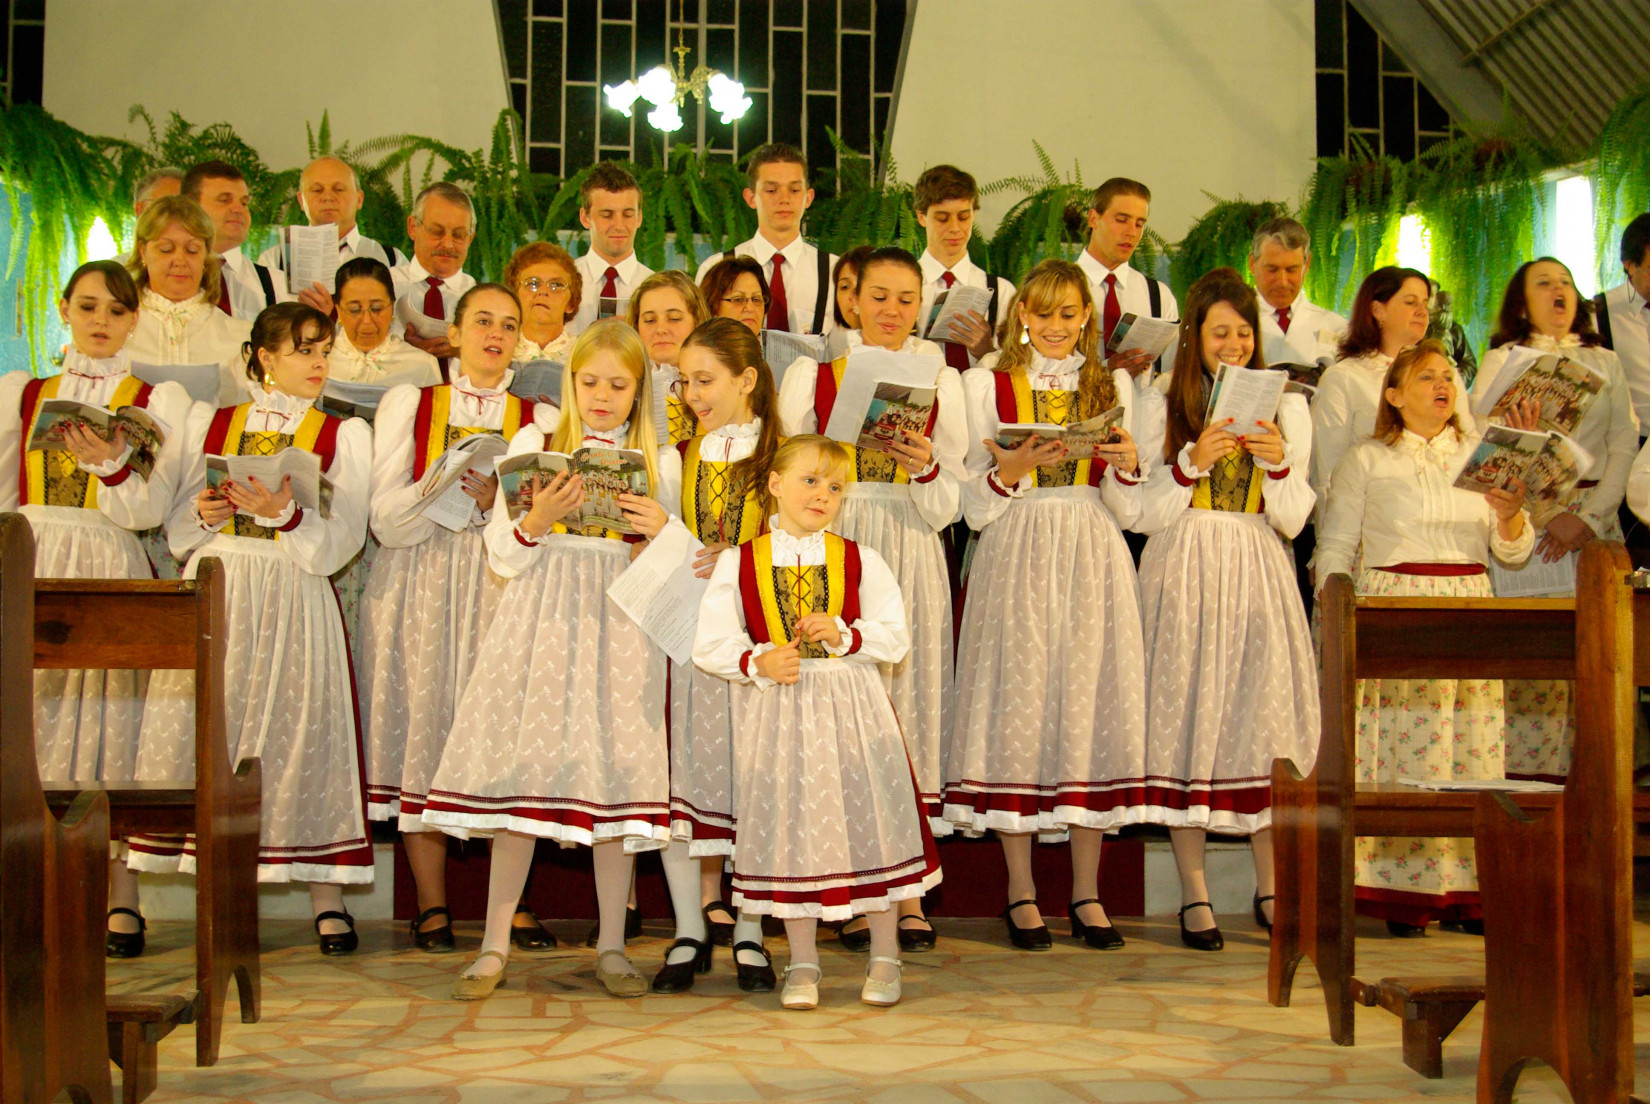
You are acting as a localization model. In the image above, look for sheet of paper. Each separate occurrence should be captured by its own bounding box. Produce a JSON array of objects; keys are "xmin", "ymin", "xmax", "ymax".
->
[
  {"xmin": 652, "ymin": 365, "xmax": 676, "ymax": 446},
  {"xmin": 761, "ymin": 330, "xmax": 829, "ymax": 378},
  {"xmin": 508, "ymin": 359, "xmax": 564, "ymax": 406},
  {"xmin": 820, "ymin": 348, "xmax": 944, "ymax": 444},
  {"xmin": 1488, "ymin": 550, "xmax": 1578, "ymax": 598},
  {"xmin": 1206, "ymin": 364, "xmax": 1288, "ymax": 432},
  {"xmin": 285, "ymin": 224, "xmax": 337, "ymax": 294},
  {"xmin": 1105, "ymin": 312, "xmax": 1178, "ymax": 359},
  {"xmin": 605, "ymin": 517, "xmax": 708, "ymax": 666},
  {"xmin": 923, "ymin": 284, "xmax": 994, "ymax": 343},
  {"xmin": 400, "ymin": 299, "xmax": 449, "ymax": 340},
  {"xmin": 1397, "ymin": 776, "xmax": 1563, "ymax": 793},
  {"xmin": 130, "ymin": 361, "xmax": 222, "ymax": 405},
  {"xmin": 1470, "ymin": 344, "xmax": 1544, "ymax": 419}
]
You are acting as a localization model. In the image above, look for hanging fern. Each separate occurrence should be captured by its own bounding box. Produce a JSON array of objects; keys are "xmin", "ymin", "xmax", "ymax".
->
[
  {"xmin": 1171, "ymin": 195, "xmax": 1289, "ymax": 302},
  {"xmin": 1299, "ymin": 135, "xmax": 1414, "ymax": 316},
  {"xmin": 129, "ymin": 106, "xmax": 301, "ymax": 250},
  {"xmin": 1592, "ymin": 84, "xmax": 1650, "ymax": 290},
  {"xmin": 984, "ymin": 141, "xmax": 1089, "ymax": 281},
  {"xmin": 808, "ymin": 129, "xmax": 920, "ymax": 258}
]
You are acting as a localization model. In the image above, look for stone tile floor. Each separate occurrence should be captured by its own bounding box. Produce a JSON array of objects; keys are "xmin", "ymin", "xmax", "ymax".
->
[{"xmin": 110, "ymin": 913, "xmax": 1646, "ymax": 1103}]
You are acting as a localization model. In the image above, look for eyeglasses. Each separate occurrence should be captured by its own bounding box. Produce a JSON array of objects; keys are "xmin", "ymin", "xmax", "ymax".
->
[
  {"xmin": 722, "ymin": 294, "xmax": 767, "ymax": 309},
  {"xmin": 521, "ymin": 278, "xmax": 569, "ymax": 294}
]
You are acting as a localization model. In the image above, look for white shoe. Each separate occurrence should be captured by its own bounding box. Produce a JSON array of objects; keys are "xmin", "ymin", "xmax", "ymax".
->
[
  {"xmin": 861, "ymin": 955, "xmax": 902, "ymax": 1007},
  {"xmin": 781, "ymin": 962, "xmax": 821, "ymax": 1010}
]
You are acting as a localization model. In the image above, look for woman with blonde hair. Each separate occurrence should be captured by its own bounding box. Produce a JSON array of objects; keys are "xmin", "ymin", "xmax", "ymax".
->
[{"xmin": 628, "ymin": 269, "xmax": 711, "ymax": 444}]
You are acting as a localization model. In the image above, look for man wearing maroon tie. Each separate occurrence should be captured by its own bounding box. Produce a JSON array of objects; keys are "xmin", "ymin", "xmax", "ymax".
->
[
  {"xmin": 913, "ymin": 164, "xmax": 1014, "ymax": 373},
  {"xmin": 1247, "ymin": 217, "xmax": 1345, "ymax": 368},
  {"xmin": 1075, "ymin": 177, "xmax": 1178, "ymax": 392},
  {"xmin": 571, "ymin": 162, "xmax": 653, "ymax": 335},
  {"xmin": 391, "ymin": 182, "xmax": 478, "ymax": 363},
  {"xmin": 694, "ymin": 143, "xmax": 838, "ymax": 337},
  {"xmin": 184, "ymin": 160, "xmax": 288, "ymax": 321}
]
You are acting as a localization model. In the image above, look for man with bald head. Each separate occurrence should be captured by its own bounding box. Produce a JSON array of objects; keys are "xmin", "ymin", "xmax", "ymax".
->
[{"xmin": 259, "ymin": 155, "xmax": 407, "ymax": 313}]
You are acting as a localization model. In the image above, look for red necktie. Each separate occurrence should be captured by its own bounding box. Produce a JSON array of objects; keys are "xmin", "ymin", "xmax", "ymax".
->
[
  {"xmin": 601, "ymin": 266, "xmax": 619, "ymax": 300},
  {"xmin": 423, "ymin": 275, "xmax": 446, "ymax": 320},
  {"xmin": 1277, "ymin": 306, "xmax": 1292, "ymax": 334},
  {"xmin": 766, "ymin": 256, "xmax": 789, "ymax": 333},
  {"xmin": 1102, "ymin": 273, "xmax": 1122, "ymax": 351},
  {"xmin": 940, "ymin": 271, "xmax": 969, "ymax": 371},
  {"xmin": 216, "ymin": 257, "xmax": 233, "ymax": 316}
]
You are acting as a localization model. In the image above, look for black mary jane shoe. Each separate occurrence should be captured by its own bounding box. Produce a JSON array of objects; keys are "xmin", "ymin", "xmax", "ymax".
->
[
  {"xmin": 733, "ymin": 941, "xmax": 777, "ymax": 992},
  {"xmin": 1386, "ymin": 920, "xmax": 1428, "ymax": 938},
  {"xmin": 838, "ymin": 918, "xmax": 873, "ymax": 952},
  {"xmin": 897, "ymin": 915, "xmax": 937, "ymax": 953},
  {"xmin": 650, "ymin": 937, "xmax": 714, "ymax": 994},
  {"xmin": 1253, "ymin": 894, "xmax": 1275, "ymax": 933},
  {"xmin": 410, "ymin": 906, "xmax": 456, "ymax": 953},
  {"xmin": 106, "ymin": 907, "xmax": 147, "ymax": 959},
  {"xmin": 510, "ymin": 907, "xmax": 558, "ymax": 951},
  {"xmin": 315, "ymin": 910, "xmax": 359, "ymax": 956},
  {"xmin": 584, "ymin": 906, "xmax": 642, "ymax": 949},
  {"xmin": 1002, "ymin": 899, "xmax": 1053, "ymax": 951},
  {"xmin": 1178, "ymin": 902, "xmax": 1224, "ymax": 952},
  {"xmin": 1068, "ymin": 898, "xmax": 1125, "ymax": 950},
  {"xmin": 703, "ymin": 902, "xmax": 736, "ymax": 948}
]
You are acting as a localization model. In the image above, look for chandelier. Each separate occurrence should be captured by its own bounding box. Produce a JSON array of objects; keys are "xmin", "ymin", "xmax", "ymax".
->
[{"xmin": 603, "ymin": 33, "xmax": 751, "ymax": 135}]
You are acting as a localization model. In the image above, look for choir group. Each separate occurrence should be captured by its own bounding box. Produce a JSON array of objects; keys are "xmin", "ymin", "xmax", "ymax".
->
[{"xmin": 8, "ymin": 139, "xmax": 1650, "ymax": 1014}]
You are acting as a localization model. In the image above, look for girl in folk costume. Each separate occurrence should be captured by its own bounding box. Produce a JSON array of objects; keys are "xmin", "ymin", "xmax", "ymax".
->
[
  {"xmin": 693, "ymin": 435, "xmax": 941, "ymax": 1010},
  {"xmin": 132, "ymin": 303, "xmax": 374, "ymax": 954},
  {"xmin": 774, "ymin": 246, "xmax": 964, "ymax": 954},
  {"xmin": 359, "ymin": 284, "xmax": 556, "ymax": 953},
  {"xmin": 123, "ymin": 195, "xmax": 253, "ymax": 409},
  {"xmin": 0, "ymin": 260, "xmax": 194, "ymax": 958},
  {"xmin": 942, "ymin": 259, "xmax": 1149, "ymax": 953},
  {"xmin": 1133, "ymin": 268, "xmax": 1319, "ymax": 951},
  {"xmin": 505, "ymin": 241, "xmax": 580, "ymax": 365},
  {"xmin": 628, "ymin": 270, "xmax": 711, "ymax": 446},
  {"xmin": 327, "ymin": 258, "xmax": 442, "ymax": 386},
  {"xmin": 1318, "ymin": 341, "xmax": 1533, "ymax": 936},
  {"xmin": 651, "ymin": 318, "xmax": 780, "ymax": 995},
  {"xmin": 1474, "ymin": 258, "xmax": 1637, "ymax": 790},
  {"xmin": 422, "ymin": 319, "xmax": 679, "ymax": 1000}
]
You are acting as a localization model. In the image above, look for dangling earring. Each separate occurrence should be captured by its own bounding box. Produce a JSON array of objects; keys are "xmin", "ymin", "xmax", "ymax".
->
[{"xmin": 1019, "ymin": 327, "xmax": 1031, "ymax": 345}]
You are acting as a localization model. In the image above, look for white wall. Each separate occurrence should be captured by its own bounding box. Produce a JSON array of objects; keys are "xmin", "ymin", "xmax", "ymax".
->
[
  {"xmin": 42, "ymin": 0, "xmax": 510, "ymax": 173},
  {"xmin": 890, "ymin": 0, "xmax": 1317, "ymax": 245}
]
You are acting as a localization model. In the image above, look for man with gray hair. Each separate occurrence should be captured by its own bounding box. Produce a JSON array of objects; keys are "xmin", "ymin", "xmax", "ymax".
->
[
  {"xmin": 1247, "ymin": 217, "xmax": 1346, "ymax": 367},
  {"xmin": 392, "ymin": 181, "xmax": 477, "ymax": 361},
  {"xmin": 132, "ymin": 167, "xmax": 183, "ymax": 217},
  {"xmin": 258, "ymin": 155, "xmax": 408, "ymax": 314}
]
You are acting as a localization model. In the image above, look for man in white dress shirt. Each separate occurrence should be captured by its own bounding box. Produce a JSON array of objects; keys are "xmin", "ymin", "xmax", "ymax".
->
[
  {"xmin": 1075, "ymin": 177, "xmax": 1178, "ymax": 389},
  {"xmin": 914, "ymin": 164, "xmax": 1014, "ymax": 371},
  {"xmin": 132, "ymin": 167, "xmax": 182, "ymax": 218},
  {"xmin": 1598, "ymin": 214, "xmax": 1650, "ymax": 433},
  {"xmin": 570, "ymin": 162, "xmax": 653, "ymax": 334},
  {"xmin": 258, "ymin": 155, "xmax": 407, "ymax": 315},
  {"xmin": 184, "ymin": 160, "xmax": 288, "ymax": 321},
  {"xmin": 1248, "ymin": 217, "xmax": 1346, "ymax": 369},
  {"xmin": 694, "ymin": 143, "xmax": 837, "ymax": 336},
  {"xmin": 392, "ymin": 182, "xmax": 477, "ymax": 362}
]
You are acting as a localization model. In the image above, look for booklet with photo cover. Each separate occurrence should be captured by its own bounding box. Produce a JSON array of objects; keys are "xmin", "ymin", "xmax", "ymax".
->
[
  {"xmin": 1451, "ymin": 424, "xmax": 1592, "ymax": 528},
  {"xmin": 496, "ymin": 446, "xmax": 650, "ymax": 532},
  {"xmin": 853, "ymin": 383, "xmax": 938, "ymax": 452},
  {"xmin": 1474, "ymin": 348, "xmax": 1606, "ymax": 437},
  {"xmin": 994, "ymin": 406, "xmax": 1125, "ymax": 459},
  {"xmin": 26, "ymin": 399, "xmax": 171, "ymax": 480},
  {"xmin": 205, "ymin": 447, "xmax": 335, "ymax": 519}
]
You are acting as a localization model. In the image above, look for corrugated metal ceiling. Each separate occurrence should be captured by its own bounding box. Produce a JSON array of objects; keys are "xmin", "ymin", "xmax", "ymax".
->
[{"xmin": 1416, "ymin": 0, "xmax": 1650, "ymax": 145}]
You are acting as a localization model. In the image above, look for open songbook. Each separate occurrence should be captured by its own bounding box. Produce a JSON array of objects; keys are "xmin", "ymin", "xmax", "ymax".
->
[
  {"xmin": 403, "ymin": 433, "xmax": 510, "ymax": 532},
  {"xmin": 496, "ymin": 446, "xmax": 650, "ymax": 532},
  {"xmin": 994, "ymin": 407, "xmax": 1124, "ymax": 459},
  {"xmin": 820, "ymin": 347, "xmax": 945, "ymax": 449},
  {"xmin": 923, "ymin": 283, "xmax": 994, "ymax": 344},
  {"xmin": 1205, "ymin": 363, "xmax": 1289, "ymax": 432},
  {"xmin": 1105, "ymin": 312, "xmax": 1178, "ymax": 360},
  {"xmin": 205, "ymin": 447, "xmax": 334, "ymax": 520},
  {"xmin": 606, "ymin": 517, "xmax": 709, "ymax": 666},
  {"xmin": 315, "ymin": 374, "xmax": 431, "ymax": 423},
  {"xmin": 1451, "ymin": 424, "xmax": 1592, "ymax": 528},
  {"xmin": 1471, "ymin": 346, "xmax": 1607, "ymax": 436},
  {"xmin": 26, "ymin": 399, "xmax": 171, "ymax": 481},
  {"xmin": 507, "ymin": 359, "xmax": 564, "ymax": 406}
]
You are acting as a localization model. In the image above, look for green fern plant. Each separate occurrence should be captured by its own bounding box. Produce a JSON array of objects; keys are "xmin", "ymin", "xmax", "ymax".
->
[
  {"xmin": 129, "ymin": 106, "xmax": 301, "ymax": 248},
  {"xmin": 1592, "ymin": 84, "xmax": 1650, "ymax": 291},
  {"xmin": 1171, "ymin": 195, "xmax": 1289, "ymax": 302},
  {"xmin": 1299, "ymin": 135, "xmax": 1413, "ymax": 315},
  {"xmin": 807, "ymin": 129, "xmax": 920, "ymax": 258},
  {"xmin": 984, "ymin": 141, "xmax": 1090, "ymax": 280}
]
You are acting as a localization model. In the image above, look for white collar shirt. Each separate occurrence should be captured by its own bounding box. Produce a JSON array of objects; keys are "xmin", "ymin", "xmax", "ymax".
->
[
  {"xmin": 391, "ymin": 257, "xmax": 477, "ymax": 331},
  {"xmin": 1257, "ymin": 289, "xmax": 1347, "ymax": 368},
  {"xmin": 1604, "ymin": 281, "xmax": 1650, "ymax": 431},
  {"xmin": 571, "ymin": 250, "xmax": 652, "ymax": 334},
  {"xmin": 218, "ymin": 246, "xmax": 289, "ymax": 319},
  {"xmin": 697, "ymin": 234, "xmax": 838, "ymax": 336},
  {"xmin": 1076, "ymin": 250, "xmax": 1180, "ymax": 389}
]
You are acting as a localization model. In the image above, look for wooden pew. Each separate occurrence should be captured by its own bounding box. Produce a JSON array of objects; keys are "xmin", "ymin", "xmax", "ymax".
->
[
  {"xmin": 34, "ymin": 546, "xmax": 261, "ymax": 1068},
  {"xmin": 1, "ymin": 512, "xmax": 111, "ymax": 1099},
  {"xmin": 1270, "ymin": 540, "xmax": 1644, "ymax": 1101}
]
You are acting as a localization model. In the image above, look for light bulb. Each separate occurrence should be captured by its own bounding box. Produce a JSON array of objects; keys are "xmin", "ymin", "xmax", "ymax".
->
[
  {"xmin": 636, "ymin": 66, "xmax": 677, "ymax": 108},
  {"xmin": 647, "ymin": 101, "xmax": 685, "ymax": 133},
  {"xmin": 85, "ymin": 217, "xmax": 119, "ymax": 262},
  {"xmin": 603, "ymin": 80, "xmax": 641, "ymax": 118},
  {"xmin": 706, "ymin": 72, "xmax": 752, "ymax": 124}
]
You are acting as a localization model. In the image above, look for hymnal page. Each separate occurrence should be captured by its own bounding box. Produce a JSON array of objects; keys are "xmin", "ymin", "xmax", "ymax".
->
[
  {"xmin": 1480, "ymin": 352, "xmax": 1607, "ymax": 437},
  {"xmin": 606, "ymin": 517, "xmax": 708, "ymax": 666},
  {"xmin": 1488, "ymin": 549, "xmax": 1577, "ymax": 599},
  {"xmin": 1206, "ymin": 364, "xmax": 1288, "ymax": 433},
  {"xmin": 130, "ymin": 361, "xmax": 222, "ymax": 405},
  {"xmin": 820, "ymin": 348, "xmax": 945, "ymax": 445},
  {"xmin": 205, "ymin": 447, "xmax": 333, "ymax": 518},
  {"xmin": 406, "ymin": 434, "xmax": 510, "ymax": 531},
  {"xmin": 1105, "ymin": 312, "xmax": 1178, "ymax": 360},
  {"xmin": 761, "ymin": 330, "xmax": 829, "ymax": 388},
  {"xmin": 508, "ymin": 359, "xmax": 564, "ymax": 406},
  {"xmin": 284, "ymin": 224, "xmax": 337, "ymax": 295},
  {"xmin": 923, "ymin": 284, "xmax": 995, "ymax": 343},
  {"xmin": 1398, "ymin": 776, "xmax": 1563, "ymax": 793},
  {"xmin": 317, "ymin": 377, "xmax": 425, "ymax": 423}
]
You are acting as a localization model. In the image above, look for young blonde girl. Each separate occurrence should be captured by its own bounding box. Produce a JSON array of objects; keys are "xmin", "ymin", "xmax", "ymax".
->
[
  {"xmin": 421, "ymin": 318, "xmax": 679, "ymax": 999},
  {"xmin": 694, "ymin": 435, "xmax": 940, "ymax": 1010},
  {"xmin": 774, "ymin": 246, "xmax": 965, "ymax": 952},
  {"xmin": 942, "ymin": 259, "xmax": 1149, "ymax": 952},
  {"xmin": 359, "ymin": 284, "xmax": 557, "ymax": 952},
  {"xmin": 0, "ymin": 260, "xmax": 195, "ymax": 957},
  {"xmin": 651, "ymin": 317, "xmax": 781, "ymax": 995},
  {"xmin": 628, "ymin": 270, "xmax": 711, "ymax": 446},
  {"xmin": 133, "ymin": 302, "xmax": 373, "ymax": 953}
]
